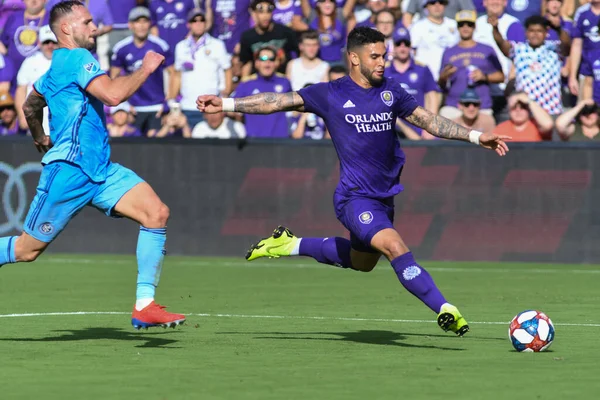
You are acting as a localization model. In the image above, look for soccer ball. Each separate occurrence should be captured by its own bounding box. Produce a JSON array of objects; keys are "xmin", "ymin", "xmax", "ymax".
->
[{"xmin": 509, "ymin": 310, "xmax": 555, "ymax": 352}]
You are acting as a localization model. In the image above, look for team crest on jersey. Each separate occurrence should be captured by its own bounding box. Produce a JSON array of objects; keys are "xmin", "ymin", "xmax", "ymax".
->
[
  {"xmin": 84, "ymin": 62, "xmax": 99, "ymax": 74},
  {"xmin": 359, "ymin": 211, "xmax": 373, "ymax": 225},
  {"xmin": 274, "ymin": 84, "xmax": 283, "ymax": 92},
  {"xmin": 175, "ymin": 2, "xmax": 184, "ymax": 11},
  {"xmin": 380, "ymin": 91, "xmax": 393, "ymax": 106},
  {"xmin": 252, "ymin": 88, "xmax": 260, "ymax": 95},
  {"xmin": 39, "ymin": 222, "xmax": 54, "ymax": 235},
  {"xmin": 409, "ymin": 72, "xmax": 418, "ymax": 82}
]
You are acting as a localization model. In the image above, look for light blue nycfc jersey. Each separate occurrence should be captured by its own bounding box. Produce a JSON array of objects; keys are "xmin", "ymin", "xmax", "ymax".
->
[{"xmin": 34, "ymin": 48, "xmax": 109, "ymax": 182}]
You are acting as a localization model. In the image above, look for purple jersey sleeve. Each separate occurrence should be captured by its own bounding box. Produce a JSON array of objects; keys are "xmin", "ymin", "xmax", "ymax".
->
[
  {"xmin": 422, "ymin": 67, "xmax": 441, "ymax": 93},
  {"xmin": 164, "ymin": 47, "xmax": 175, "ymax": 68},
  {"xmin": 111, "ymin": 46, "xmax": 126, "ymax": 70},
  {"xmin": 0, "ymin": 55, "xmax": 15, "ymax": 83},
  {"xmin": 391, "ymin": 81, "xmax": 419, "ymax": 118},
  {"xmin": 297, "ymin": 82, "xmax": 330, "ymax": 117},
  {"xmin": 506, "ymin": 21, "xmax": 526, "ymax": 43},
  {"xmin": 440, "ymin": 49, "xmax": 451, "ymax": 75},
  {"xmin": 573, "ymin": 18, "xmax": 583, "ymax": 39},
  {"xmin": 0, "ymin": 13, "xmax": 14, "ymax": 46}
]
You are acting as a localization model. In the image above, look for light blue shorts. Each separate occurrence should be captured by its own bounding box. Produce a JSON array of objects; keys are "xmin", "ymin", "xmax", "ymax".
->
[{"xmin": 23, "ymin": 161, "xmax": 144, "ymax": 242}]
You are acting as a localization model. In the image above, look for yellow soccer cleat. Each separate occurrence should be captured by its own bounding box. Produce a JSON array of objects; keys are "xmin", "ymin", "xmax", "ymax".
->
[
  {"xmin": 437, "ymin": 304, "xmax": 470, "ymax": 336},
  {"xmin": 245, "ymin": 226, "xmax": 299, "ymax": 261}
]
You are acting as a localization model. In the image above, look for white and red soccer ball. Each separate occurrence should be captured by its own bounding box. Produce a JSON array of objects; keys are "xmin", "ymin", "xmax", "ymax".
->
[{"xmin": 509, "ymin": 310, "xmax": 555, "ymax": 352}]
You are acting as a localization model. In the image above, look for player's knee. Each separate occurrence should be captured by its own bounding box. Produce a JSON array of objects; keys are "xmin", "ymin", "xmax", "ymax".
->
[
  {"xmin": 382, "ymin": 241, "xmax": 409, "ymax": 260},
  {"xmin": 142, "ymin": 202, "xmax": 170, "ymax": 228}
]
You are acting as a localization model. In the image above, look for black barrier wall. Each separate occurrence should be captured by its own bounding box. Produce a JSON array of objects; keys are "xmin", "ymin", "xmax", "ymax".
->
[{"xmin": 2, "ymin": 138, "xmax": 600, "ymax": 263}]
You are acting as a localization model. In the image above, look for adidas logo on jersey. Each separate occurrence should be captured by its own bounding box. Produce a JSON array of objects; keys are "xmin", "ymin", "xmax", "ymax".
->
[{"xmin": 343, "ymin": 100, "xmax": 356, "ymax": 108}]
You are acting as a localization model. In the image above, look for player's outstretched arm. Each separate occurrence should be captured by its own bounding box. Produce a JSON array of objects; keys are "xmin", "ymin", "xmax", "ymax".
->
[
  {"xmin": 196, "ymin": 92, "xmax": 305, "ymax": 114},
  {"xmin": 22, "ymin": 89, "xmax": 51, "ymax": 154},
  {"xmin": 405, "ymin": 106, "xmax": 511, "ymax": 156}
]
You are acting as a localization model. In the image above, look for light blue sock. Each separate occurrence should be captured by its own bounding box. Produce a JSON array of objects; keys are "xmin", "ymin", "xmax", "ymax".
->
[
  {"xmin": 136, "ymin": 227, "xmax": 167, "ymax": 301},
  {"xmin": 0, "ymin": 236, "xmax": 18, "ymax": 267}
]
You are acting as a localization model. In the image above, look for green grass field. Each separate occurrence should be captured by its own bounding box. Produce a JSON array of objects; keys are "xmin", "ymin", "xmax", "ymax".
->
[{"xmin": 1, "ymin": 254, "xmax": 599, "ymax": 399}]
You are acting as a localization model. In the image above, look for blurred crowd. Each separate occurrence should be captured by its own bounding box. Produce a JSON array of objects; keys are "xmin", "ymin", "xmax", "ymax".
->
[{"xmin": 1, "ymin": 0, "xmax": 600, "ymax": 141}]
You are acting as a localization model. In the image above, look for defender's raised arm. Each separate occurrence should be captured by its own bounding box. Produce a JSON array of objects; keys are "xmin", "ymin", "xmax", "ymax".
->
[{"xmin": 196, "ymin": 92, "xmax": 305, "ymax": 115}]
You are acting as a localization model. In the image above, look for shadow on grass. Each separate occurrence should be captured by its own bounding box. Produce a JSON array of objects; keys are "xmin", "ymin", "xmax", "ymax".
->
[
  {"xmin": 0, "ymin": 327, "xmax": 181, "ymax": 348},
  {"xmin": 220, "ymin": 329, "xmax": 465, "ymax": 351}
]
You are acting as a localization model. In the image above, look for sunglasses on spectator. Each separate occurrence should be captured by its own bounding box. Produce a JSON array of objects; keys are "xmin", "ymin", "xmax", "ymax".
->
[
  {"xmin": 427, "ymin": 0, "xmax": 448, "ymax": 5},
  {"xmin": 258, "ymin": 54, "xmax": 276, "ymax": 62},
  {"xmin": 254, "ymin": 4, "xmax": 275, "ymax": 12},
  {"xmin": 394, "ymin": 39, "xmax": 411, "ymax": 47},
  {"xmin": 460, "ymin": 102, "xmax": 480, "ymax": 108},
  {"xmin": 190, "ymin": 17, "xmax": 206, "ymax": 23},
  {"xmin": 457, "ymin": 21, "xmax": 475, "ymax": 28},
  {"xmin": 317, "ymin": 0, "xmax": 335, "ymax": 3}
]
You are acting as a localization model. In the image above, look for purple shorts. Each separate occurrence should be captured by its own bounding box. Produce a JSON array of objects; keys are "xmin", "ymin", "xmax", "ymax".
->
[{"xmin": 335, "ymin": 197, "xmax": 395, "ymax": 253}]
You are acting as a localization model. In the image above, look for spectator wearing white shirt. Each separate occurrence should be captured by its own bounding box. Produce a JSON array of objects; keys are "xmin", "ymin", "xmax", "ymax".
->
[
  {"xmin": 191, "ymin": 111, "xmax": 247, "ymax": 139},
  {"xmin": 172, "ymin": 8, "xmax": 232, "ymax": 128},
  {"xmin": 286, "ymin": 30, "xmax": 329, "ymax": 91},
  {"xmin": 14, "ymin": 25, "xmax": 56, "ymax": 134},
  {"xmin": 409, "ymin": 0, "xmax": 459, "ymax": 81}
]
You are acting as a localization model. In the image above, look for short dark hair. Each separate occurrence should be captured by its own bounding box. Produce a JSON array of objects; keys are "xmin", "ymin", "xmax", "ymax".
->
[
  {"xmin": 329, "ymin": 65, "xmax": 347, "ymax": 75},
  {"xmin": 347, "ymin": 27, "xmax": 385, "ymax": 53},
  {"xmin": 50, "ymin": 0, "xmax": 83, "ymax": 33},
  {"xmin": 250, "ymin": 0, "xmax": 275, "ymax": 10},
  {"xmin": 525, "ymin": 15, "xmax": 548, "ymax": 29},
  {"xmin": 299, "ymin": 29, "xmax": 319, "ymax": 43}
]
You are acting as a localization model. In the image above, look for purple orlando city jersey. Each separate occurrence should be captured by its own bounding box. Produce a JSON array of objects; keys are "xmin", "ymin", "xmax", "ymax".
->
[
  {"xmin": 111, "ymin": 36, "xmax": 173, "ymax": 107},
  {"xmin": 209, "ymin": 0, "xmax": 252, "ymax": 54},
  {"xmin": 1, "ymin": 10, "xmax": 50, "ymax": 68},
  {"xmin": 573, "ymin": 8, "xmax": 600, "ymax": 65},
  {"xmin": 440, "ymin": 43, "xmax": 502, "ymax": 109},
  {"xmin": 384, "ymin": 61, "xmax": 440, "ymax": 135},
  {"xmin": 150, "ymin": 0, "xmax": 196, "ymax": 51},
  {"xmin": 298, "ymin": 76, "xmax": 419, "ymax": 202},
  {"xmin": 588, "ymin": 49, "xmax": 600, "ymax": 105},
  {"xmin": 309, "ymin": 19, "xmax": 346, "ymax": 63},
  {"xmin": 233, "ymin": 74, "xmax": 292, "ymax": 138}
]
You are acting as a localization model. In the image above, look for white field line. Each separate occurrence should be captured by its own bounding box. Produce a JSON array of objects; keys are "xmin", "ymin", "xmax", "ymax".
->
[
  {"xmin": 41, "ymin": 258, "xmax": 600, "ymax": 274},
  {"xmin": 0, "ymin": 311, "xmax": 598, "ymax": 327}
]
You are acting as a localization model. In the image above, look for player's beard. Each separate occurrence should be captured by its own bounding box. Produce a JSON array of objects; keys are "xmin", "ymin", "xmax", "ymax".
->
[
  {"xmin": 360, "ymin": 64, "xmax": 384, "ymax": 87},
  {"xmin": 74, "ymin": 34, "xmax": 95, "ymax": 50}
]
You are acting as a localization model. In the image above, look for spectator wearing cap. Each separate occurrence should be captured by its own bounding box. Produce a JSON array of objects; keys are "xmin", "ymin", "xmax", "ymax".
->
[
  {"xmin": 385, "ymin": 27, "xmax": 441, "ymax": 140},
  {"xmin": 172, "ymin": 8, "xmax": 232, "ymax": 128},
  {"xmin": 409, "ymin": 0, "xmax": 459, "ymax": 81},
  {"xmin": 438, "ymin": 11, "xmax": 503, "ymax": 120},
  {"xmin": 286, "ymin": 30, "xmax": 329, "ymax": 91},
  {"xmin": 555, "ymin": 98, "xmax": 600, "ymax": 141},
  {"xmin": 232, "ymin": 46, "xmax": 292, "ymax": 137},
  {"xmin": 149, "ymin": 0, "xmax": 196, "ymax": 51},
  {"xmin": 106, "ymin": 0, "xmax": 139, "ymax": 50},
  {"xmin": 452, "ymin": 88, "xmax": 496, "ymax": 134},
  {"xmin": 239, "ymin": 0, "xmax": 299, "ymax": 76},
  {"xmin": 0, "ymin": 0, "xmax": 50, "ymax": 70},
  {"xmin": 0, "ymin": 54, "xmax": 15, "ymax": 93},
  {"xmin": 191, "ymin": 111, "xmax": 247, "ymax": 139},
  {"xmin": 492, "ymin": 91, "xmax": 554, "ymax": 141},
  {"xmin": 402, "ymin": 0, "xmax": 474, "ymax": 28},
  {"xmin": 15, "ymin": 25, "xmax": 56, "ymax": 134},
  {"xmin": 0, "ymin": 91, "xmax": 26, "ymax": 136},
  {"xmin": 568, "ymin": 0, "xmax": 600, "ymax": 98},
  {"xmin": 308, "ymin": 0, "xmax": 352, "ymax": 65},
  {"xmin": 208, "ymin": 0, "xmax": 252, "ymax": 55},
  {"xmin": 111, "ymin": 7, "xmax": 175, "ymax": 137},
  {"xmin": 107, "ymin": 102, "xmax": 143, "ymax": 138},
  {"xmin": 493, "ymin": 15, "xmax": 570, "ymax": 117}
]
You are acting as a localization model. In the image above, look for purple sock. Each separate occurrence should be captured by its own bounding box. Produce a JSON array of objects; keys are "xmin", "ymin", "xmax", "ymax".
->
[
  {"xmin": 391, "ymin": 252, "xmax": 446, "ymax": 313},
  {"xmin": 299, "ymin": 237, "xmax": 353, "ymax": 269}
]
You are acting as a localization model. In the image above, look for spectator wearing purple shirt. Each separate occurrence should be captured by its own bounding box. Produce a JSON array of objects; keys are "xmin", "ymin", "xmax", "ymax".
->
[
  {"xmin": 356, "ymin": 0, "xmax": 388, "ymax": 28},
  {"xmin": 309, "ymin": 0, "xmax": 351, "ymax": 65},
  {"xmin": 107, "ymin": 102, "xmax": 143, "ymax": 137},
  {"xmin": 208, "ymin": 0, "xmax": 252, "ymax": 55},
  {"xmin": 0, "ymin": 91, "xmax": 26, "ymax": 136},
  {"xmin": 439, "ymin": 11, "xmax": 504, "ymax": 120},
  {"xmin": 0, "ymin": 54, "xmax": 16, "ymax": 93},
  {"xmin": 233, "ymin": 46, "xmax": 292, "ymax": 137},
  {"xmin": 568, "ymin": 1, "xmax": 600, "ymax": 98},
  {"xmin": 0, "ymin": 0, "xmax": 25, "ymax": 35},
  {"xmin": 111, "ymin": 7, "xmax": 175, "ymax": 136},
  {"xmin": 384, "ymin": 27, "xmax": 441, "ymax": 139},
  {"xmin": 149, "ymin": 0, "xmax": 196, "ymax": 51},
  {"xmin": 1, "ymin": 0, "xmax": 50, "ymax": 70},
  {"xmin": 107, "ymin": 0, "xmax": 139, "ymax": 49}
]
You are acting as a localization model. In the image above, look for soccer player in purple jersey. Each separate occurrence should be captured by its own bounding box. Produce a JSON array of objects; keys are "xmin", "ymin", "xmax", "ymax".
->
[{"xmin": 197, "ymin": 27, "xmax": 510, "ymax": 336}]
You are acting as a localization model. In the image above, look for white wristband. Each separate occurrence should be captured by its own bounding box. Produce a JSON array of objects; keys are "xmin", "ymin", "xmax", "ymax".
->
[
  {"xmin": 222, "ymin": 98, "xmax": 235, "ymax": 112},
  {"xmin": 469, "ymin": 130, "xmax": 483, "ymax": 145}
]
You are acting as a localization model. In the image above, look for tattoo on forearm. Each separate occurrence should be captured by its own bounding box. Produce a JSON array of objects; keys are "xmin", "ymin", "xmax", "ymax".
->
[
  {"xmin": 22, "ymin": 92, "xmax": 47, "ymax": 141},
  {"xmin": 405, "ymin": 107, "xmax": 470, "ymax": 142},
  {"xmin": 235, "ymin": 92, "xmax": 304, "ymax": 114}
]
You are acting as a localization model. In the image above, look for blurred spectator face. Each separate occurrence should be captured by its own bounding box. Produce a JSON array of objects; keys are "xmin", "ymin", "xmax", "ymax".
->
[
  {"xmin": 0, "ymin": 105, "xmax": 16, "ymax": 125},
  {"xmin": 40, "ymin": 39, "xmax": 57, "ymax": 59},
  {"xmin": 329, "ymin": 70, "xmax": 347, "ymax": 80},
  {"xmin": 188, "ymin": 14, "xmax": 207, "ymax": 37},
  {"xmin": 253, "ymin": 2, "xmax": 275, "ymax": 30},
  {"xmin": 579, "ymin": 110, "xmax": 599, "ymax": 128},
  {"xmin": 129, "ymin": 17, "xmax": 151, "ymax": 41},
  {"xmin": 368, "ymin": 0, "xmax": 388, "ymax": 12},
  {"xmin": 508, "ymin": 95, "xmax": 531, "ymax": 125},
  {"xmin": 376, "ymin": 11, "xmax": 396, "ymax": 38},
  {"xmin": 206, "ymin": 112, "xmax": 226, "ymax": 129},
  {"xmin": 112, "ymin": 110, "xmax": 129, "ymax": 126},
  {"xmin": 526, "ymin": 23, "xmax": 547, "ymax": 48},
  {"xmin": 300, "ymin": 38, "xmax": 320, "ymax": 60},
  {"xmin": 255, "ymin": 48, "xmax": 278, "ymax": 77},
  {"xmin": 426, "ymin": 0, "xmax": 447, "ymax": 19},
  {"xmin": 393, "ymin": 40, "xmax": 411, "ymax": 62},
  {"xmin": 459, "ymin": 101, "xmax": 481, "ymax": 120},
  {"xmin": 457, "ymin": 20, "xmax": 475, "ymax": 41},
  {"xmin": 317, "ymin": 0, "xmax": 336, "ymax": 16},
  {"xmin": 546, "ymin": 0, "xmax": 562, "ymax": 15},
  {"xmin": 484, "ymin": 0, "xmax": 506, "ymax": 17},
  {"xmin": 24, "ymin": 0, "xmax": 46, "ymax": 14}
]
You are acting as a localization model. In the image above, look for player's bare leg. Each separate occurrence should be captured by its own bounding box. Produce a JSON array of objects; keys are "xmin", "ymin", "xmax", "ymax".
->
[
  {"xmin": 114, "ymin": 182, "xmax": 185, "ymax": 329},
  {"xmin": 370, "ymin": 228, "xmax": 469, "ymax": 336}
]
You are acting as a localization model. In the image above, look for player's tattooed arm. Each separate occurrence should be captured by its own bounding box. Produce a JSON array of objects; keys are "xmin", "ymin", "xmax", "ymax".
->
[
  {"xmin": 234, "ymin": 92, "xmax": 305, "ymax": 114},
  {"xmin": 405, "ymin": 106, "xmax": 471, "ymax": 142},
  {"xmin": 22, "ymin": 90, "xmax": 52, "ymax": 153}
]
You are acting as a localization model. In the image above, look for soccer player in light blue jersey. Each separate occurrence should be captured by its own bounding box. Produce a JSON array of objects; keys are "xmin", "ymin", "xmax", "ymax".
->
[
  {"xmin": 198, "ymin": 27, "xmax": 511, "ymax": 337},
  {"xmin": 0, "ymin": 1, "xmax": 185, "ymax": 330}
]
